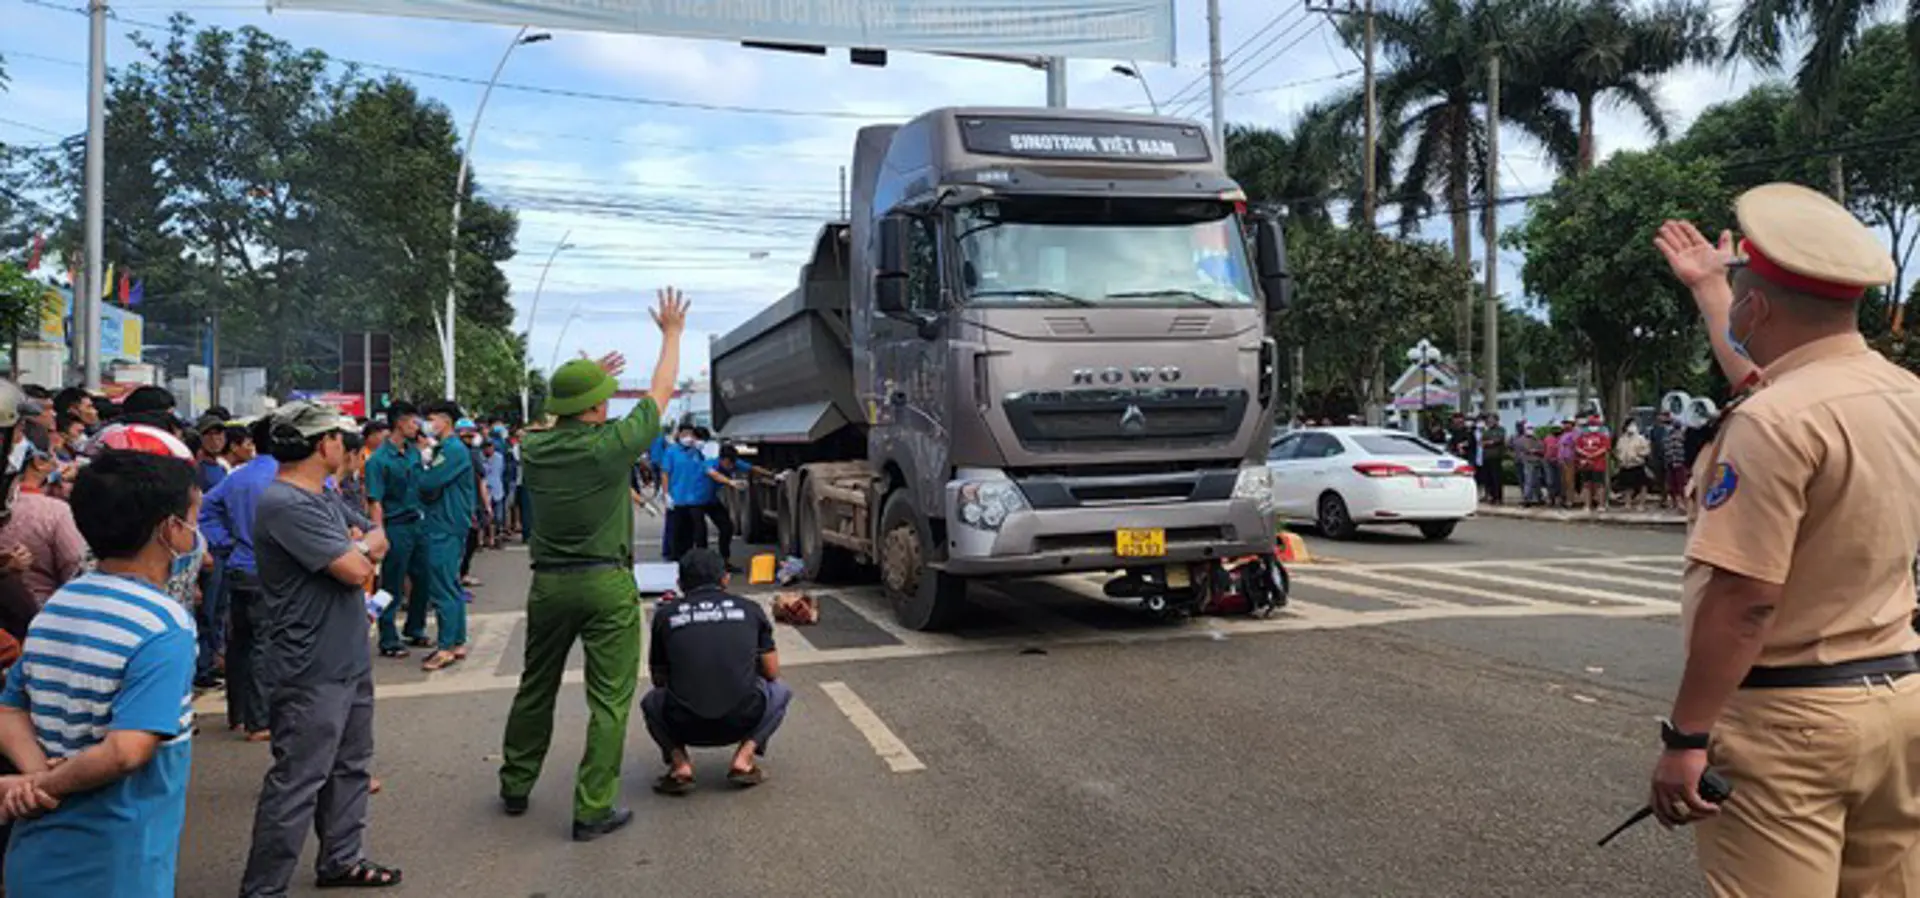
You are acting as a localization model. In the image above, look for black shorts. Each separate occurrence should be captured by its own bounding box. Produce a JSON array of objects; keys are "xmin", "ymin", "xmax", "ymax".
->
[{"xmin": 1578, "ymin": 469, "xmax": 1607, "ymax": 488}]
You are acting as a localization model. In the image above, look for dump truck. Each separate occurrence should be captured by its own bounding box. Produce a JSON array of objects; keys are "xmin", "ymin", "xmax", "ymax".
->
[{"xmin": 712, "ymin": 106, "xmax": 1291, "ymax": 631}]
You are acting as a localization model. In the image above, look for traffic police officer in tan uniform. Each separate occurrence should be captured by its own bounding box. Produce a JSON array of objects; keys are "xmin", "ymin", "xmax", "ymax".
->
[{"xmin": 1652, "ymin": 183, "xmax": 1920, "ymax": 896}]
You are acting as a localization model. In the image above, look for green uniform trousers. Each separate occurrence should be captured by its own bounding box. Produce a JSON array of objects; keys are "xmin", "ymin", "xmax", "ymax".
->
[
  {"xmin": 420, "ymin": 529, "xmax": 468, "ymax": 650},
  {"xmin": 498, "ymin": 566, "xmax": 642, "ymax": 823},
  {"xmin": 376, "ymin": 520, "xmax": 428, "ymax": 651}
]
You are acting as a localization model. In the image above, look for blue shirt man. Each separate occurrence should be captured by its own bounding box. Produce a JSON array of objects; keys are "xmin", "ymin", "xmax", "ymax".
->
[
  {"xmin": 0, "ymin": 450, "xmax": 201, "ymax": 898},
  {"xmin": 661, "ymin": 443, "xmax": 714, "ymax": 508},
  {"xmin": 201, "ymin": 456, "xmax": 280, "ymax": 576},
  {"xmin": 0, "ymin": 574, "xmax": 197, "ymax": 898}
]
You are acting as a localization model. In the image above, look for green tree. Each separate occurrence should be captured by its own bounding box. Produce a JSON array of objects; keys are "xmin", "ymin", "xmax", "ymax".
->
[
  {"xmin": 1537, "ymin": 0, "xmax": 1720, "ymax": 173},
  {"xmin": 1508, "ymin": 148, "xmax": 1733, "ymax": 424},
  {"xmin": 1226, "ymin": 104, "xmax": 1369, "ymax": 227},
  {"xmin": 1667, "ymin": 83, "xmax": 1818, "ymax": 192},
  {"xmin": 0, "ymin": 263, "xmax": 50, "ymax": 346},
  {"xmin": 1725, "ymin": 0, "xmax": 1915, "ymax": 198},
  {"xmin": 1276, "ymin": 227, "xmax": 1477, "ymax": 412},
  {"xmin": 1498, "ymin": 300, "xmax": 1576, "ymax": 389}
]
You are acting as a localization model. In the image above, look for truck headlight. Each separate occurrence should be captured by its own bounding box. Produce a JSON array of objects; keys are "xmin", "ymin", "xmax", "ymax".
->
[
  {"xmin": 956, "ymin": 479, "xmax": 1029, "ymax": 532},
  {"xmin": 1234, "ymin": 466, "xmax": 1277, "ymax": 516}
]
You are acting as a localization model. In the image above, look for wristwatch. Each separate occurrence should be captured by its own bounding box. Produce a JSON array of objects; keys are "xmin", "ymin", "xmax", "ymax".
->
[{"xmin": 1660, "ymin": 718, "xmax": 1710, "ymax": 751}]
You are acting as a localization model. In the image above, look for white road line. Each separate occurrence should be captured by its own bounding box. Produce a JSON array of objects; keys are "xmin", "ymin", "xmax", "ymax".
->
[
  {"xmin": 1576, "ymin": 557, "xmax": 1687, "ymax": 575},
  {"xmin": 1320, "ymin": 554, "xmax": 1678, "ymax": 573},
  {"xmin": 1512, "ymin": 562, "xmax": 1679, "ymax": 595},
  {"xmin": 1297, "ymin": 567, "xmax": 1553, "ymax": 609},
  {"xmin": 1420, "ymin": 566, "xmax": 1674, "ymax": 608},
  {"xmin": 819, "ymin": 681, "xmax": 926, "ymax": 773},
  {"xmin": 1292, "ymin": 576, "xmax": 1449, "ymax": 610}
]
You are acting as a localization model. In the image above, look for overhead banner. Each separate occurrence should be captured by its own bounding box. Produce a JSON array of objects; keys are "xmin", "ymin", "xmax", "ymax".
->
[{"xmin": 263, "ymin": 0, "xmax": 1178, "ymax": 63}]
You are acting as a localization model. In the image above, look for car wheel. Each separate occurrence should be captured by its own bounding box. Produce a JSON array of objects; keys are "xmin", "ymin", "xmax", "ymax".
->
[
  {"xmin": 1316, "ymin": 492, "xmax": 1358, "ymax": 541},
  {"xmin": 1418, "ymin": 520, "xmax": 1458, "ymax": 541}
]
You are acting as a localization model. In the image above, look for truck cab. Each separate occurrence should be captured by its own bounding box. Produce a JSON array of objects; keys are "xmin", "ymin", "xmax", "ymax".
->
[{"xmin": 715, "ymin": 107, "xmax": 1291, "ymax": 630}]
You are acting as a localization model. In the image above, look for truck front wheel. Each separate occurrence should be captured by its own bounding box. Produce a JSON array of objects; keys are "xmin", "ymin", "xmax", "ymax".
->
[{"xmin": 879, "ymin": 489, "xmax": 966, "ymax": 632}]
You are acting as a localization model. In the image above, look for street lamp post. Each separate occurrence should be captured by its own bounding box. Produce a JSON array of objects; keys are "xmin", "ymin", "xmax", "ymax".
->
[
  {"xmin": 1407, "ymin": 338, "xmax": 1442, "ymax": 435},
  {"xmin": 1110, "ymin": 63, "xmax": 1159, "ymax": 114},
  {"xmin": 519, "ymin": 231, "xmax": 574, "ymax": 421},
  {"xmin": 549, "ymin": 305, "xmax": 585, "ymax": 378},
  {"xmin": 439, "ymin": 27, "xmax": 551, "ymax": 401}
]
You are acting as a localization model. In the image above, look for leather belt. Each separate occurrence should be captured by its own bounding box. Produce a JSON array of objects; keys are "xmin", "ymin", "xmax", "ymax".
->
[
  {"xmin": 531, "ymin": 559, "xmax": 625, "ymax": 574},
  {"xmin": 383, "ymin": 510, "xmax": 423, "ymax": 526},
  {"xmin": 1740, "ymin": 653, "xmax": 1920, "ymax": 689}
]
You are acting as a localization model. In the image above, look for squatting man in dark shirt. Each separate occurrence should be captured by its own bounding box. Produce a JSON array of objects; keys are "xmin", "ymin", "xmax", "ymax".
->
[{"xmin": 642, "ymin": 548, "xmax": 792, "ymax": 793}]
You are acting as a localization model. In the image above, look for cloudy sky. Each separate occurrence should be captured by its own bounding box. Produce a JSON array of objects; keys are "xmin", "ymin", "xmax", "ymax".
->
[{"xmin": 1, "ymin": 0, "xmax": 1765, "ymax": 386}]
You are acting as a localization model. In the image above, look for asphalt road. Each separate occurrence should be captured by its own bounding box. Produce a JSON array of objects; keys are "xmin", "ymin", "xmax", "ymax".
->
[{"xmin": 177, "ymin": 513, "xmax": 1702, "ymax": 898}]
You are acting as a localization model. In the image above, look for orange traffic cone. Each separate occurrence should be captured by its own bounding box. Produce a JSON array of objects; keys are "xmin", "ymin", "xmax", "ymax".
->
[{"xmin": 1274, "ymin": 531, "xmax": 1311, "ymax": 564}]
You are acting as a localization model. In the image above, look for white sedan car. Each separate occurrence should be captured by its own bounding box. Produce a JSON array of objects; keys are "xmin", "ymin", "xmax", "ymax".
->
[{"xmin": 1265, "ymin": 427, "xmax": 1477, "ymax": 541}]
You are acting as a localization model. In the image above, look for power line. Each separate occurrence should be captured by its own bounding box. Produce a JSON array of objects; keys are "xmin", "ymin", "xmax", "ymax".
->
[
  {"xmin": 1161, "ymin": 6, "xmax": 1310, "ymax": 112},
  {"xmin": 1222, "ymin": 18, "xmax": 1332, "ymax": 103},
  {"xmin": 1170, "ymin": 13, "xmax": 1325, "ymax": 118},
  {"xmin": 0, "ymin": 116, "xmax": 66, "ymax": 137}
]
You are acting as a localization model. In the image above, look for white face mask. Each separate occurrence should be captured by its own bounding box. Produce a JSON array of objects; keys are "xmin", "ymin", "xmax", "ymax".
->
[{"xmin": 679, "ymin": 436, "xmax": 696, "ymax": 447}]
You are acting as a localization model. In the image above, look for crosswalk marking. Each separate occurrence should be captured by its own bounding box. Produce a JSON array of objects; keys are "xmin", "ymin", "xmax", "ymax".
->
[{"xmin": 189, "ymin": 554, "xmax": 1690, "ymax": 712}]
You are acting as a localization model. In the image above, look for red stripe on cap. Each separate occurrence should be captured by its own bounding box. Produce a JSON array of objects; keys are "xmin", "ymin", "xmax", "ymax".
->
[{"xmin": 1740, "ymin": 239, "xmax": 1865, "ymax": 300}]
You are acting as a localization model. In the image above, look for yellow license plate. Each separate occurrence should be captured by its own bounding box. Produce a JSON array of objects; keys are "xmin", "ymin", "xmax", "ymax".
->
[{"xmin": 1116, "ymin": 528, "xmax": 1167, "ymax": 558}]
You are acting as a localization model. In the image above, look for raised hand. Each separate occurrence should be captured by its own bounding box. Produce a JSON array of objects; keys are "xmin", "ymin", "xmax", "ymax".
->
[
  {"xmin": 594, "ymin": 351, "xmax": 628, "ymax": 379},
  {"xmin": 650, "ymin": 287, "xmax": 690, "ymax": 336},
  {"xmin": 1654, "ymin": 220, "xmax": 1736, "ymax": 290}
]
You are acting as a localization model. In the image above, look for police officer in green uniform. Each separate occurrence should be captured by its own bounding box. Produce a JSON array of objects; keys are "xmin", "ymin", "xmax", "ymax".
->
[
  {"xmin": 499, "ymin": 288, "xmax": 687, "ymax": 842},
  {"xmin": 417, "ymin": 400, "xmax": 476, "ymax": 672},
  {"xmin": 366, "ymin": 400, "xmax": 430, "ymax": 657}
]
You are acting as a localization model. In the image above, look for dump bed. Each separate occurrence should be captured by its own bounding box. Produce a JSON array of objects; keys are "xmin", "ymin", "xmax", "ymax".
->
[{"xmin": 710, "ymin": 223, "xmax": 861, "ymax": 445}]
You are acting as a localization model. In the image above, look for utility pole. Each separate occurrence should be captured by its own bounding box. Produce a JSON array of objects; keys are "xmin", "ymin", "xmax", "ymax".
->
[
  {"xmin": 81, "ymin": 0, "xmax": 107, "ymax": 389},
  {"xmin": 1207, "ymin": 0, "xmax": 1225, "ymax": 150},
  {"xmin": 1482, "ymin": 53, "xmax": 1500, "ymax": 418},
  {"xmin": 1362, "ymin": 0, "xmax": 1377, "ymax": 225},
  {"xmin": 1045, "ymin": 58, "xmax": 1068, "ymax": 107}
]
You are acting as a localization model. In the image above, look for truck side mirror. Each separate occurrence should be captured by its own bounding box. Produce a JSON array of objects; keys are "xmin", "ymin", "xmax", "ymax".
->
[
  {"xmin": 875, "ymin": 275, "xmax": 909, "ymax": 317},
  {"xmin": 877, "ymin": 215, "xmax": 911, "ymax": 279},
  {"xmin": 1254, "ymin": 216, "xmax": 1292, "ymax": 313}
]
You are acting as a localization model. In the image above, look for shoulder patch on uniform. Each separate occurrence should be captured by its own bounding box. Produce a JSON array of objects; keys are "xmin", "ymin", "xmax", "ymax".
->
[{"xmin": 1702, "ymin": 461, "xmax": 1739, "ymax": 510}]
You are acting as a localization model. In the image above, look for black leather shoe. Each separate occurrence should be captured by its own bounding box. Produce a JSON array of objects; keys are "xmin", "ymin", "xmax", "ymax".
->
[
  {"xmin": 502, "ymin": 795, "xmax": 528, "ymax": 816},
  {"xmin": 571, "ymin": 807, "xmax": 633, "ymax": 842}
]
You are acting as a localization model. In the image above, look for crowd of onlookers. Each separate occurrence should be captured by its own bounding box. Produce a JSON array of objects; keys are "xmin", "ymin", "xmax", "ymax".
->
[{"xmin": 0, "ymin": 379, "xmax": 541, "ymax": 897}]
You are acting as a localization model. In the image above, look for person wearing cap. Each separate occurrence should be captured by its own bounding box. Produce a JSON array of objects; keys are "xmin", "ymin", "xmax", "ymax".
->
[
  {"xmin": 1651, "ymin": 183, "xmax": 1920, "ymax": 895},
  {"xmin": 239, "ymin": 402, "xmax": 402, "ymax": 893},
  {"xmin": 191, "ymin": 415, "xmax": 231, "ymax": 690},
  {"xmin": 498, "ymin": 287, "xmax": 687, "ymax": 842},
  {"xmin": 366, "ymin": 402, "xmax": 432, "ymax": 658},
  {"xmin": 415, "ymin": 400, "xmax": 476, "ymax": 672}
]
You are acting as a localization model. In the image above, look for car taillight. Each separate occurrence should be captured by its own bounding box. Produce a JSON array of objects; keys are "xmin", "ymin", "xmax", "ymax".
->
[
  {"xmin": 1454, "ymin": 465, "xmax": 1476, "ymax": 477},
  {"xmin": 1354, "ymin": 462, "xmax": 1413, "ymax": 478}
]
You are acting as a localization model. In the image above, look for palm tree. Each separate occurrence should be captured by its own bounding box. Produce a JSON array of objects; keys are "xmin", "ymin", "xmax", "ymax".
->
[
  {"xmin": 1342, "ymin": 0, "xmax": 1578, "ymax": 261},
  {"xmin": 1728, "ymin": 0, "xmax": 1914, "ymax": 198},
  {"xmin": 1225, "ymin": 103, "xmax": 1368, "ymax": 228},
  {"xmin": 1538, "ymin": 0, "xmax": 1721, "ymax": 173}
]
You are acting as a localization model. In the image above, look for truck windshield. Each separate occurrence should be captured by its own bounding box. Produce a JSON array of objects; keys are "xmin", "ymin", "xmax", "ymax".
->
[{"xmin": 955, "ymin": 200, "xmax": 1256, "ymax": 308}]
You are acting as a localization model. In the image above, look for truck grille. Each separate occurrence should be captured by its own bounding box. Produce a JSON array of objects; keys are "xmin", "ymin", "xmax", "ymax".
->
[{"xmin": 1002, "ymin": 388, "xmax": 1250, "ymax": 452}]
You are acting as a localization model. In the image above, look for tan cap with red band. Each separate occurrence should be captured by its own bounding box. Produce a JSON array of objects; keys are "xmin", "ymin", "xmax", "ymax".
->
[{"xmin": 1734, "ymin": 183, "xmax": 1894, "ymax": 300}]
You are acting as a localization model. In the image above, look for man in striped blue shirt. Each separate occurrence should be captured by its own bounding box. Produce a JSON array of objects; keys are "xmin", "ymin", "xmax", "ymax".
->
[{"xmin": 0, "ymin": 450, "xmax": 201, "ymax": 898}]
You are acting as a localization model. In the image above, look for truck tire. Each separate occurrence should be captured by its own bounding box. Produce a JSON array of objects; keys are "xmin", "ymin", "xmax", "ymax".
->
[
  {"xmin": 878, "ymin": 488, "xmax": 966, "ymax": 632},
  {"xmin": 799, "ymin": 475, "xmax": 858, "ymax": 582}
]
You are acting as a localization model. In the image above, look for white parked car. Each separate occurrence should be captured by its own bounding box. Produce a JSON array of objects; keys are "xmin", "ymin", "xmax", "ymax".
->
[{"xmin": 1265, "ymin": 427, "xmax": 1477, "ymax": 541}]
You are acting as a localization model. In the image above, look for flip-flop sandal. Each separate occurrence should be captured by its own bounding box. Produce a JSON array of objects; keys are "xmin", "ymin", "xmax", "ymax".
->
[
  {"xmin": 452, "ymin": 646, "xmax": 470, "ymax": 660},
  {"xmin": 727, "ymin": 766, "xmax": 767, "ymax": 788},
  {"xmin": 245, "ymin": 730, "xmax": 271, "ymax": 743},
  {"xmin": 316, "ymin": 860, "xmax": 403, "ymax": 889},
  {"xmin": 379, "ymin": 647, "xmax": 409, "ymax": 659},
  {"xmin": 421, "ymin": 652, "xmax": 458, "ymax": 672},
  {"xmin": 652, "ymin": 773, "xmax": 696, "ymax": 796}
]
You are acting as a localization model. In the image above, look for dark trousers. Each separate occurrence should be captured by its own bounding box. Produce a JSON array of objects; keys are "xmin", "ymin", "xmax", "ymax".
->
[
  {"xmin": 461, "ymin": 526, "xmax": 480, "ymax": 577},
  {"xmin": 195, "ymin": 562, "xmax": 228, "ymax": 680},
  {"xmin": 669, "ymin": 502, "xmax": 734, "ymax": 562},
  {"xmin": 226, "ymin": 572, "xmax": 271, "ymax": 734},
  {"xmin": 1477, "ymin": 459, "xmax": 1504, "ymax": 504},
  {"xmin": 240, "ymin": 675, "xmax": 375, "ymax": 897},
  {"xmin": 640, "ymin": 680, "xmax": 792, "ymax": 765}
]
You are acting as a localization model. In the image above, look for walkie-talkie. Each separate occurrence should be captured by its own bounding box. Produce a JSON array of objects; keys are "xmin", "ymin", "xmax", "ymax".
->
[{"xmin": 1596, "ymin": 769, "xmax": 1734, "ymax": 847}]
